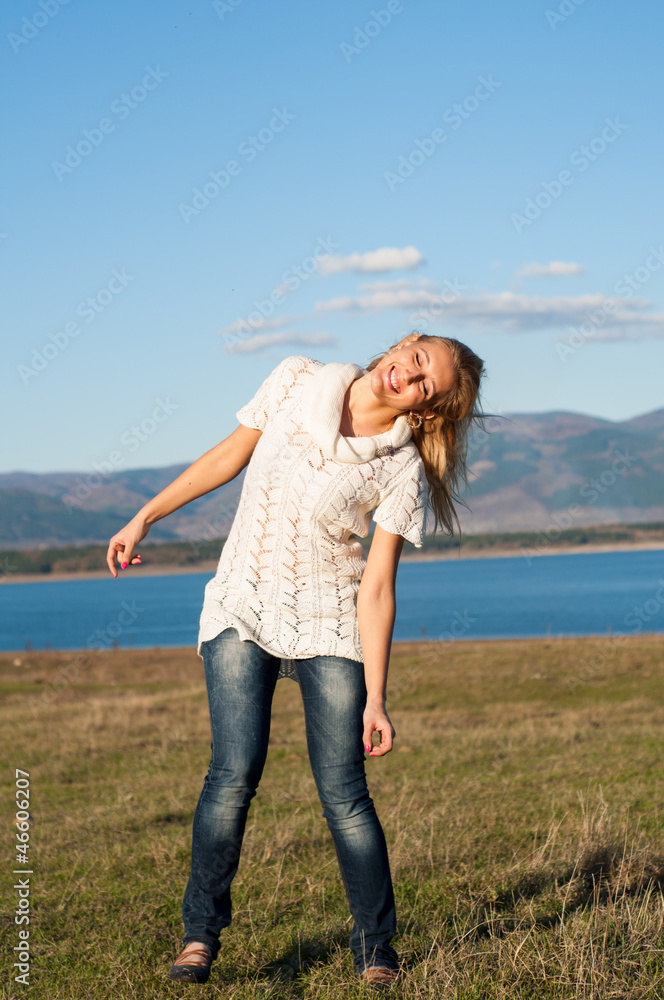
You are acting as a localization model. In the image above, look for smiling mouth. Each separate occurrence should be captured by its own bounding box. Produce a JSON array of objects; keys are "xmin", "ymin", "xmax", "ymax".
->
[{"xmin": 388, "ymin": 365, "xmax": 400, "ymax": 393}]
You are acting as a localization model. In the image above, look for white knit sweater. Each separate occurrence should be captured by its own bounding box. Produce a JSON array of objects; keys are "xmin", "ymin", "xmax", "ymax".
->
[{"xmin": 197, "ymin": 355, "xmax": 429, "ymax": 676}]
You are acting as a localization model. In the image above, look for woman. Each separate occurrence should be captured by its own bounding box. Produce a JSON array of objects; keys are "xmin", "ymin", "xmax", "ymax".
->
[{"xmin": 106, "ymin": 331, "xmax": 485, "ymax": 988}]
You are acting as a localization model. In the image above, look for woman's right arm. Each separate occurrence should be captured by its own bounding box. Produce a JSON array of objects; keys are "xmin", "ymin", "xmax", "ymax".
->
[{"xmin": 106, "ymin": 424, "xmax": 262, "ymax": 577}]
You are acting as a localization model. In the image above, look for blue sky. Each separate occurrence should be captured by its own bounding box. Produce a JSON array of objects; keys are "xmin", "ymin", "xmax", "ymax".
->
[{"xmin": 2, "ymin": 0, "xmax": 663, "ymax": 474}]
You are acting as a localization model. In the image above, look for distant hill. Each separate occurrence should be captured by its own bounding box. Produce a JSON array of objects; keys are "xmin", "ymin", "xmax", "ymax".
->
[
  {"xmin": 0, "ymin": 465, "xmax": 245, "ymax": 549},
  {"xmin": 1, "ymin": 407, "xmax": 663, "ymax": 548},
  {"xmin": 460, "ymin": 407, "xmax": 664, "ymax": 533}
]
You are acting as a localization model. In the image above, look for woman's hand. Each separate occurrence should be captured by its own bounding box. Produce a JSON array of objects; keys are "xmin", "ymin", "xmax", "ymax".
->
[
  {"xmin": 363, "ymin": 703, "xmax": 396, "ymax": 758},
  {"xmin": 106, "ymin": 515, "xmax": 150, "ymax": 578}
]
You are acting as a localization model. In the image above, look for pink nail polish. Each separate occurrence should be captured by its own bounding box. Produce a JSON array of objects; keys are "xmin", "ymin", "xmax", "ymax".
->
[{"xmin": 121, "ymin": 562, "xmax": 128, "ymax": 569}]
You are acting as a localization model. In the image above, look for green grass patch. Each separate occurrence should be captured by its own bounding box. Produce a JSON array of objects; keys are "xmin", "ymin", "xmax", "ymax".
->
[{"xmin": 1, "ymin": 635, "xmax": 663, "ymax": 997}]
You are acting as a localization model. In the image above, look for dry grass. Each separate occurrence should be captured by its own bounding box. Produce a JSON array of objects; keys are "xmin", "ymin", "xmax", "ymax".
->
[{"xmin": 1, "ymin": 634, "xmax": 664, "ymax": 998}]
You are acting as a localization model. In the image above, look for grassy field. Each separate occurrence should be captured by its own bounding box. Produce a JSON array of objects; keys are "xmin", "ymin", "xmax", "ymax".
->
[{"xmin": 1, "ymin": 634, "xmax": 663, "ymax": 998}]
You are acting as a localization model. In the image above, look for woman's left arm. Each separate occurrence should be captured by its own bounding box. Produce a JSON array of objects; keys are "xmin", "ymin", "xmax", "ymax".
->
[{"xmin": 356, "ymin": 524, "xmax": 405, "ymax": 758}]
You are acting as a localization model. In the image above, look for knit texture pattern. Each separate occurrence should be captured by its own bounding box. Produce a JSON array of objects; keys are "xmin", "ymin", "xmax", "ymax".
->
[{"xmin": 197, "ymin": 355, "xmax": 429, "ymax": 677}]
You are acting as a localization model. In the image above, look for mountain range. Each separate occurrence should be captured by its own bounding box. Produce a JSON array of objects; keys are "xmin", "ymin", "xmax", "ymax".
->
[{"xmin": 1, "ymin": 407, "xmax": 662, "ymax": 548}]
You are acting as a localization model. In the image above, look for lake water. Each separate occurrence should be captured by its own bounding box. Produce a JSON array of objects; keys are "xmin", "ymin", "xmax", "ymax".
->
[{"xmin": 0, "ymin": 549, "xmax": 663, "ymax": 653}]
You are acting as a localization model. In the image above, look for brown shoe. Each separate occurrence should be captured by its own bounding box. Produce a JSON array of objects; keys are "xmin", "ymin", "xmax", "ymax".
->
[
  {"xmin": 360, "ymin": 965, "xmax": 399, "ymax": 990},
  {"xmin": 168, "ymin": 940, "xmax": 214, "ymax": 983}
]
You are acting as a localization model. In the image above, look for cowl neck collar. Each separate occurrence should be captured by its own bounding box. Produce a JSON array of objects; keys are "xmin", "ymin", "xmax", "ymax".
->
[{"xmin": 300, "ymin": 361, "xmax": 413, "ymax": 464}]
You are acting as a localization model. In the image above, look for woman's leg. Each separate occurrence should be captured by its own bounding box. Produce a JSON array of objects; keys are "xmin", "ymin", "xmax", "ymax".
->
[
  {"xmin": 181, "ymin": 627, "xmax": 280, "ymax": 959},
  {"xmin": 295, "ymin": 655, "xmax": 399, "ymax": 976}
]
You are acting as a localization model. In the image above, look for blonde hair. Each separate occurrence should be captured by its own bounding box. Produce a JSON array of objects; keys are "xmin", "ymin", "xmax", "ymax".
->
[{"xmin": 365, "ymin": 332, "xmax": 489, "ymax": 538}]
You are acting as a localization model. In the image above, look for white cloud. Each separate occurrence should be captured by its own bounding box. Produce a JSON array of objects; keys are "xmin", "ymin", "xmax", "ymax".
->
[
  {"xmin": 218, "ymin": 315, "xmax": 292, "ymax": 335},
  {"xmin": 356, "ymin": 276, "xmax": 437, "ymax": 292},
  {"xmin": 224, "ymin": 331, "xmax": 338, "ymax": 355},
  {"xmin": 318, "ymin": 245, "xmax": 425, "ymax": 276},
  {"xmin": 315, "ymin": 286, "xmax": 664, "ymax": 341},
  {"xmin": 564, "ymin": 313, "xmax": 664, "ymax": 342},
  {"xmin": 517, "ymin": 260, "xmax": 585, "ymax": 278},
  {"xmin": 316, "ymin": 287, "xmax": 438, "ymax": 312}
]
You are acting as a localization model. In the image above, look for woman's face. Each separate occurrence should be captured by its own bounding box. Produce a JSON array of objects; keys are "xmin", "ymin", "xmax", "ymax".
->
[{"xmin": 371, "ymin": 338, "xmax": 456, "ymax": 416}]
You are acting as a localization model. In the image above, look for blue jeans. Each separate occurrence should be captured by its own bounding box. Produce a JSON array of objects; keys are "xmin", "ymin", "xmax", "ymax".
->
[{"xmin": 181, "ymin": 627, "xmax": 399, "ymax": 975}]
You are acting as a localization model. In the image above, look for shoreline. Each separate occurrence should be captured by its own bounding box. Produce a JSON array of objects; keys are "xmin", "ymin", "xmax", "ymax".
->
[
  {"xmin": 2, "ymin": 539, "xmax": 663, "ymax": 584},
  {"xmin": 3, "ymin": 631, "xmax": 664, "ymax": 661}
]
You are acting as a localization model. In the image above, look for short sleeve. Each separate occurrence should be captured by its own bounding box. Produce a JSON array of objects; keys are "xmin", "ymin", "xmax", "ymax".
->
[
  {"xmin": 372, "ymin": 455, "xmax": 428, "ymax": 547},
  {"xmin": 235, "ymin": 355, "xmax": 313, "ymax": 431}
]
